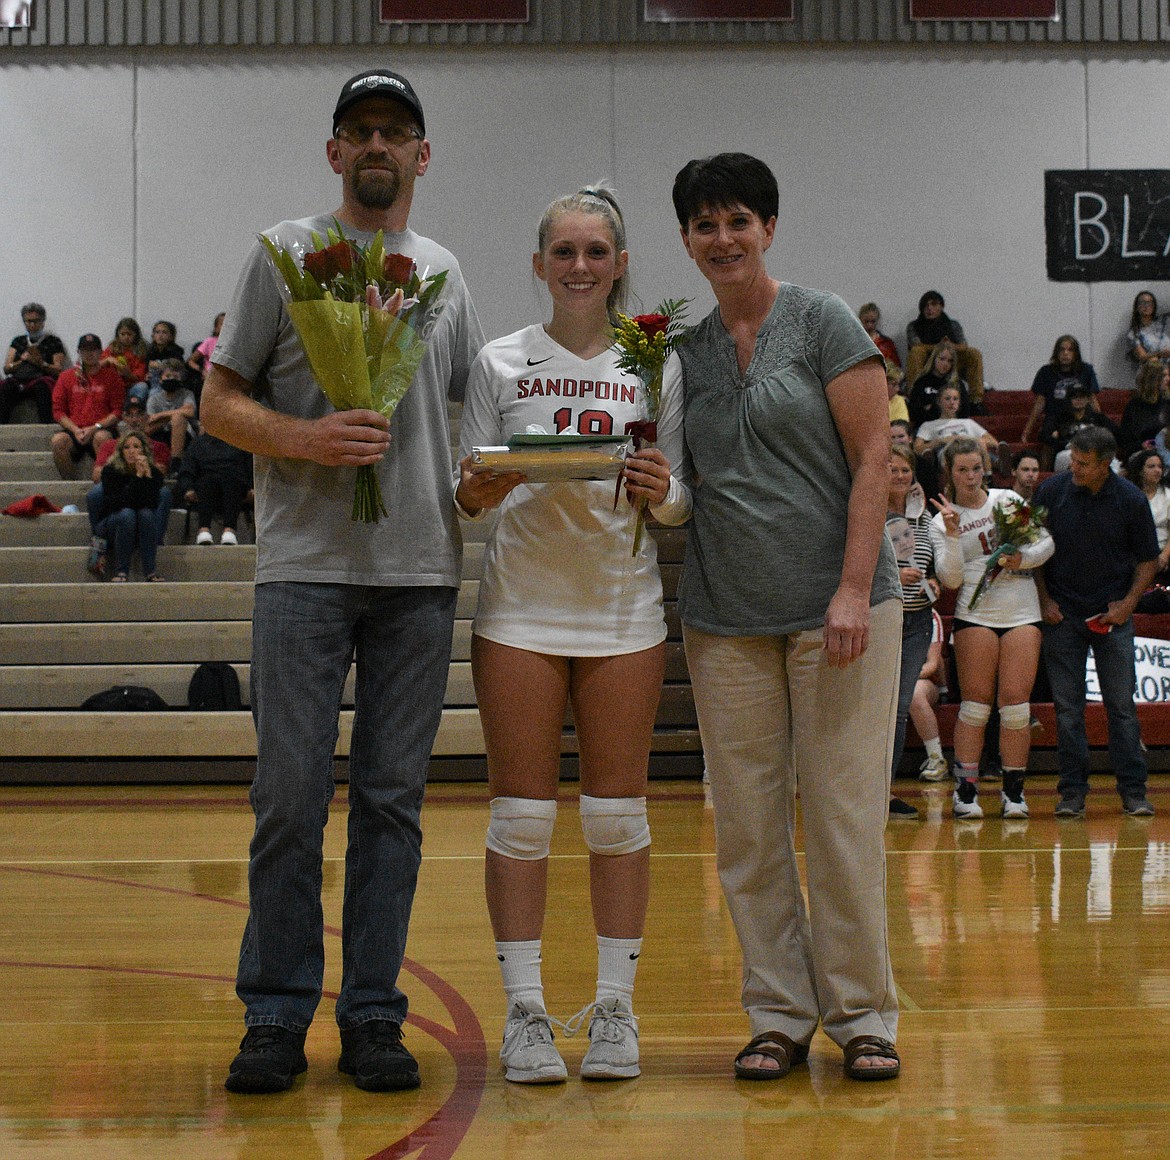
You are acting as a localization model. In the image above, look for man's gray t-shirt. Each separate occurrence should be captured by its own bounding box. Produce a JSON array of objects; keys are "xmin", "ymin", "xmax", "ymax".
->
[
  {"xmin": 678, "ymin": 282, "xmax": 900, "ymax": 636},
  {"xmin": 212, "ymin": 215, "xmax": 484, "ymax": 587}
]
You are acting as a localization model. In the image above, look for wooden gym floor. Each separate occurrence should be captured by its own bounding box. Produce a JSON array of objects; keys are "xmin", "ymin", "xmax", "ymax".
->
[{"xmin": 1, "ymin": 775, "xmax": 1168, "ymax": 1159}]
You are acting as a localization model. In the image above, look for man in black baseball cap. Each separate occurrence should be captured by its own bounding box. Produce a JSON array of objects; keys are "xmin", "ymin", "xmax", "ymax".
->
[
  {"xmin": 333, "ymin": 69, "xmax": 425, "ymax": 137},
  {"xmin": 203, "ymin": 62, "xmax": 484, "ymax": 1099}
]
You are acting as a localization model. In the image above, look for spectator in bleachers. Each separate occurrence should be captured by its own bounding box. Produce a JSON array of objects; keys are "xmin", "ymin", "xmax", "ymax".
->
[
  {"xmin": 887, "ymin": 443, "xmax": 938, "ymax": 819},
  {"xmin": 97, "ymin": 429, "xmax": 167, "ymax": 582},
  {"xmin": 908, "ymin": 339, "xmax": 970, "ymax": 429},
  {"xmin": 100, "ymin": 317, "xmax": 149, "ymax": 390},
  {"xmin": 913, "ymin": 383, "xmax": 1000, "ymax": 462},
  {"xmin": 859, "ymin": 303, "xmax": 901, "ymax": 367},
  {"xmin": 892, "ymin": 417, "xmax": 938, "ymax": 497},
  {"xmin": 1, "ymin": 302, "xmax": 66, "ymax": 424},
  {"xmin": 178, "ymin": 430, "xmax": 253, "ymax": 546},
  {"xmin": 1021, "ymin": 335, "xmax": 1101, "ymax": 467},
  {"xmin": 1118, "ymin": 360, "xmax": 1170, "ymax": 461},
  {"xmin": 1009, "ymin": 449, "xmax": 1040, "ymax": 501},
  {"xmin": 1126, "ymin": 448, "xmax": 1170, "ymax": 583},
  {"xmin": 905, "ymin": 291, "xmax": 984, "ymax": 404},
  {"xmin": 1126, "ymin": 291, "xmax": 1170, "ymax": 366},
  {"xmin": 931, "ymin": 436, "xmax": 1053, "ymax": 820},
  {"xmin": 1044, "ymin": 382, "xmax": 1119, "ymax": 472},
  {"xmin": 145, "ymin": 320, "xmax": 185, "ymax": 378},
  {"xmin": 50, "ymin": 333, "xmax": 124, "ymax": 479},
  {"xmin": 911, "ymin": 609, "xmax": 949, "ymax": 781},
  {"xmin": 186, "ymin": 311, "xmax": 225, "ymax": 396},
  {"xmin": 85, "ymin": 396, "xmax": 173, "ymax": 577},
  {"xmin": 1035, "ymin": 426, "xmax": 1158, "ymax": 818},
  {"xmin": 886, "ymin": 362, "xmax": 908, "ymax": 423},
  {"xmin": 146, "ymin": 357, "xmax": 198, "ymax": 469}
]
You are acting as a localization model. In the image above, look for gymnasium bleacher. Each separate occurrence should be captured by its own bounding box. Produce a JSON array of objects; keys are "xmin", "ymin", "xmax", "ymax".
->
[
  {"xmin": 0, "ymin": 406, "xmax": 703, "ymax": 784},
  {"xmin": 3, "ymin": 384, "xmax": 1168, "ymax": 783}
]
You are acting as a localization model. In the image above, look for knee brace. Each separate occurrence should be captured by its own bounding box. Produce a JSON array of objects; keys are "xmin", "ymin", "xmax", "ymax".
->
[
  {"xmin": 579, "ymin": 795, "xmax": 651, "ymax": 856},
  {"xmin": 999, "ymin": 701, "xmax": 1031, "ymax": 731},
  {"xmin": 485, "ymin": 796, "xmax": 557, "ymax": 861},
  {"xmin": 958, "ymin": 700, "xmax": 992, "ymax": 728}
]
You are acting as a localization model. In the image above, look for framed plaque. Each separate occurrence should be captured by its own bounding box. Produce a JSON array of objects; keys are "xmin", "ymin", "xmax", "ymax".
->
[
  {"xmin": 910, "ymin": 1, "xmax": 1058, "ymax": 18},
  {"xmin": 380, "ymin": 0, "xmax": 528, "ymax": 22},
  {"xmin": 644, "ymin": 0, "xmax": 794, "ymax": 21}
]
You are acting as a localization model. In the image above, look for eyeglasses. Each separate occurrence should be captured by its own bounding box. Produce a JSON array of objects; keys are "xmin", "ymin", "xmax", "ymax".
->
[{"xmin": 336, "ymin": 123, "xmax": 421, "ymax": 147}]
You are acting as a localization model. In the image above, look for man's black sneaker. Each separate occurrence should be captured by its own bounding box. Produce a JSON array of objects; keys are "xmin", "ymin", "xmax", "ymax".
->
[
  {"xmin": 888, "ymin": 797, "xmax": 920, "ymax": 820},
  {"xmin": 338, "ymin": 1020, "xmax": 421, "ymax": 1091},
  {"xmin": 1123, "ymin": 795, "xmax": 1155, "ymax": 818},
  {"xmin": 1054, "ymin": 793, "xmax": 1086, "ymax": 819},
  {"xmin": 225, "ymin": 1025, "xmax": 307, "ymax": 1094}
]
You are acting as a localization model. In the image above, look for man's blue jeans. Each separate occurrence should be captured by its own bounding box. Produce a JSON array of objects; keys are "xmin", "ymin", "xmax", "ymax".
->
[
  {"xmin": 237, "ymin": 581, "xmax": 457, "ymax": 1033},
  {"xmin": 1041, "ymin": 614, "xmax": 1148, "ymax": 800}
]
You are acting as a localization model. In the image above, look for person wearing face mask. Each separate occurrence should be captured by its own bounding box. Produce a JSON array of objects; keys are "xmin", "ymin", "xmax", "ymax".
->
[
  {"xmin": 1, "ymin": 303, "xmax": 66, "ymax": 424},
  {"xmin": 146, "ymin": 358, "xmax": 199, "ymax": 468}
]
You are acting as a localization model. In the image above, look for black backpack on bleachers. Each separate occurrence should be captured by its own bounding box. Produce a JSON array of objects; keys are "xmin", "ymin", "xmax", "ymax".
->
[
  {"xmin": 187, "ymin": 662, "xmax": 243, "ymax": 710},
  {"xmin": 81, "ymin": 685, "xmax": 168, "ymax": 711}
]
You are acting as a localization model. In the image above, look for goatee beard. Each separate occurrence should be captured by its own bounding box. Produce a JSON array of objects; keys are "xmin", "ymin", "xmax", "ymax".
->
[{"xmin": 352, "ymin": 168, "xmax": 400, "ymax": 210}]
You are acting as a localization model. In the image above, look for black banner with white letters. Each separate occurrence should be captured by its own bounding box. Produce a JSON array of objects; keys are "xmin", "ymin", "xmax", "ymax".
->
[{"xmin": 1046, "ymin": 170, "xmax": 1170, "ymax": 282}]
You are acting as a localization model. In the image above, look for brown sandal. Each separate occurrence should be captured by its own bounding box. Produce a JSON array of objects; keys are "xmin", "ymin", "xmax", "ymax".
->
[
  {"xmin": 843, "ymin": 1035, "xmax": 900, "ymax": 1080},
  {"xmin": 733, "ymin": 1031, "xmax": 810, "ymax": 1080}
]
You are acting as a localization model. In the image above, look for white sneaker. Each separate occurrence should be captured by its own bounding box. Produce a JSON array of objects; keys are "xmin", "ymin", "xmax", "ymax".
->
[
  {"xmin": 195, "ymin": 530, "xmax": 213, "ymax": 545},
  {"xmin": 918, "ymin": 753, "xmax": 949, "ymax": 782},
  {"xmin": 574, "ymin": 998, "xmax": 640, "ymax": 1080},
  {"xmin": 1001, "ymin": 772, "xmax": 1029, "ymax": 819},
  {"xmin": 500, "ymin": 1004, "xmax": 567, "ymax": 1084},
  {"xmin": 953, "ymin": 778, "xmax": 983, "ymax": 820},
  {"xmin": 220, "ymin": 529, "xmax": 238, "ymax": 545}
]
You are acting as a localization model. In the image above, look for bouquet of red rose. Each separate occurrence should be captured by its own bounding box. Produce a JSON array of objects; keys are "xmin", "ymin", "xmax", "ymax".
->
[
  {"xmin": 260, "ymin": 224, "xmax": 447, "ymax": 522},
  {"xmin": 610, "ymin": 299, "xmax": 689, "ymax": 555},
  {"xmin": 967, "ymin": 493, "xmax": 1048, "ymax": 610}
]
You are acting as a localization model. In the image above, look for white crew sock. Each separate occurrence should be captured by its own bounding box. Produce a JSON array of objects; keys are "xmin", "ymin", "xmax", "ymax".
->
[
  {"xmin": 495, "ymin": 939, "xmax": 545, "ymax": 1014},
  {"xmin": 924, "ymin": 736, "xmax": 944, "ymax": 762},
  {"xmin": 596, "ymin": 935, "xmax": 642, "ymax": 1006}
]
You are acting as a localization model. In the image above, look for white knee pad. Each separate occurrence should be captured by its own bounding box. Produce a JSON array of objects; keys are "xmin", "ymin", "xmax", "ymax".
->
[
  {"xmin": 485, "ymin": 796, "xmax": 557, "ymax": 861},
  {"xmin": 958, "ymin": 700, "xmax": 992, "ymax": 728},
  {"xmin": 579, "ymin": 795, "xmax": 650, "ymax": 856},
  {"xmin": 999, "ymin": 701, "xmax": 1031, "ymax": 731}
]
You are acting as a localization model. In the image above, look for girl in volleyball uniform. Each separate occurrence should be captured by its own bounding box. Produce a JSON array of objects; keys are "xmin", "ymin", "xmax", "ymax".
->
[
  {"xmin": 459, "ymin": 327, "xmax": 687, "ymax": 654},
  {"xmin": 455, "ymin": 186, "xmax": 691, "ymax": 1086},
  {"xmin": 930, "ymin": 438, "xmax": 1053, "ymax": 820}
]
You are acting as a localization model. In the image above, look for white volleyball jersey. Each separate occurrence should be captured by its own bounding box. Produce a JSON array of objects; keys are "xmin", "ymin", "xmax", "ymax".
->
[
  {"xmin": 930, "ymin": 488, "xmax": 1053, "ymax": 628},
  {"xmin": 458, "ymin": 324, "xmax": 691, "ymax": 656}
]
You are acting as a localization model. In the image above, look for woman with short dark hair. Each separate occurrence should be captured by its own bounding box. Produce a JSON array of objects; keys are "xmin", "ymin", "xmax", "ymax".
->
[{"xmin": 671, "ymin": 151, "xmax": 902, "ymax": 1083}]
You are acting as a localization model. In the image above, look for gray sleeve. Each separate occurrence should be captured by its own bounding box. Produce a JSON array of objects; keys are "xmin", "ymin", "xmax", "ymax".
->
[
  {"xmin": 210, "ymin": 237, "xmax": 286, "ymax": 388},
  {"xmin": 813, "ymin": 292, "xmax": 884, "ymax": 387},
  {"xmin": 949, "ymin": 319, "xmax": 967, "ymax": 345},
  {"xmin": 441, "ymin": 269, "xmax": 485, "ymax": 405}
]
